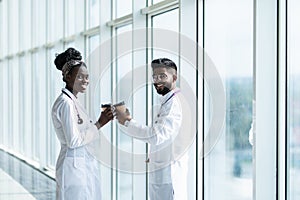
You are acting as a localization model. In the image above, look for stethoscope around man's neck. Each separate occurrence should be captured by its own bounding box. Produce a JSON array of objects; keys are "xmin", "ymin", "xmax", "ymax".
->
[
  {"xmin": 62, "ymin": 90, "xmax": 84, "ymax": 124},
  {"xmin": 161, "ymin": 90, "xmax": 180, "ymax": 106}
]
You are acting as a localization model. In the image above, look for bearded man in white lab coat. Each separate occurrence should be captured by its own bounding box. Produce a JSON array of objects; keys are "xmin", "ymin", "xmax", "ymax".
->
[{"xmin": 116, "ymin": 58, "xmax": 188, "ymax": 200}]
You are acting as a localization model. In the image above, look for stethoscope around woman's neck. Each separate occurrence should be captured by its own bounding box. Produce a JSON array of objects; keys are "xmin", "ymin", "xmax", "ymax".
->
[{"xmin": 62, "ymin": 90, "xmax": 83, "ymax": 124}]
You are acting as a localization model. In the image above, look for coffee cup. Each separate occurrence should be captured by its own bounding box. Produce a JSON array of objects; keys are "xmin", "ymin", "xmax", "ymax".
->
[
  {"xmin": 114, "ymin": 101, "xmax": 126, "ymax": 113},
  {"xmin": 101, "ymin": 103, "xmax": 112, "ymax": 111}
]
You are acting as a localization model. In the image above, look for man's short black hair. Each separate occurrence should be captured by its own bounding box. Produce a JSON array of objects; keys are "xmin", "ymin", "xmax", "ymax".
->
[{"xmin": 151, "ymin": 58, "xmax": 177, "ymax": 72}]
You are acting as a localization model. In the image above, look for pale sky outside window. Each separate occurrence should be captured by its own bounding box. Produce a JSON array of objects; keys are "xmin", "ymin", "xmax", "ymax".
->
[
  {"xmin": 49, "ymin": 0, "xmax": 63, "ymax": 42},
  {"xmin": 288, "ymin": 0, "xmax": 300, "ymax": 75},
  {"xmin": 288, "ymin": 0, "xmax": 300, "ymax": 199},
  {"xmin": 116, "ymin": 0, "xmax": 132, "ymax": 18},
  {"xmin": 88, "ymin": 0, "xmax": 99, "ymax": 28},
  {"xmin": 152, "ymin": 9, "xmax": 179, "ymax": 106},
  {"xmin": 205, "ymin": 0, "xmax": 253, "ymax": 78},
  {"xmin": 204, "ymin": 0, "xmax": 253, "ymax": 200},
  {"xmin": 66, "ymin": 0, "xmax": 75, "ymax": 36},
  {"xmin": 116, "ymin": 24, "xmax": 133, "ymax": 200}
]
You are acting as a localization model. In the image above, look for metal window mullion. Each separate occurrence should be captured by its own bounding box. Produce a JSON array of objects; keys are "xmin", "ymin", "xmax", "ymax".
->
[
  {"xmin": 277, "ymin": 1, "xmax": 288, "ymax": 200},
  {"xmin": 110, "ymin": 19, "xmax": 117, "ymax": 200},
  {"xmin": 278, "ymin": 0, "xmax": 289, "ymax": 199},
  {"xmin": 106, "ymin": 14, "xmax": 133, "ymax": 28},
  {"xmin": 81, "ymin": 26, "xmax": 100, "ymax": 37},
  {"xmin": 43, "ymin": 42, "xmax": 55, "ymax": 49},
  {"xmin": 60, "ymin": 34, "xmax": 76, "ymax": 44},
  {"xmin": 141, "ymin": 0, "xmax": 179, "ymax": 16},
  {"xmin": 254, "ymin": 0, "xmax": 278, "ymax": 199},
  {"xmin": 198, "ymin": 0, "xmax": 205, "ymax": 200},
  {"xmin": 252, "ymin": 1, "xmax": 256, "ymax": 198}
]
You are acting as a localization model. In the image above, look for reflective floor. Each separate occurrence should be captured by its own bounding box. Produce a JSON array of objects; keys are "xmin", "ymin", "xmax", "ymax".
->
[{"xmin": 0, "ymin": 150, "xmax": 56, "ymax": 200}]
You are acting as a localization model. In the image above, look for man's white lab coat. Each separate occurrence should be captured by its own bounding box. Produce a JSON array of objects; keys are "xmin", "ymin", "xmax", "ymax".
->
[{"xmin": 122, "ymin": 88, "xmax": 188, "ymax": 200}]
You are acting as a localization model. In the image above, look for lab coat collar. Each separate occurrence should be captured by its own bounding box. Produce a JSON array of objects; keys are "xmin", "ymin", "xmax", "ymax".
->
[
  {"xmin": 62, "ymin": 88, "xmax": 77, "ymax": 101},
  {"xmin": 160, "ymin": 87, "xmax": 180, "ymax": 104}
]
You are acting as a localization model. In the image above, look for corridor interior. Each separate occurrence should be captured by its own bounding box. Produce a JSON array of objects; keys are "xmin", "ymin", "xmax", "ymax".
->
[{"xmin": 0, "ymin": 149, "xmax": 55, "ymax": 200}]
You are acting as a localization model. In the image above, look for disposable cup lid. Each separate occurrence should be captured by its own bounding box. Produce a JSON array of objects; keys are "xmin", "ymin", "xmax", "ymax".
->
[
  {"xmin": 101, "ymin": 103, "xmax": 112, "ymax": 108},
  {"xmin": 114, "ymin": 101, "xmax": 125, "ymax": 107}
]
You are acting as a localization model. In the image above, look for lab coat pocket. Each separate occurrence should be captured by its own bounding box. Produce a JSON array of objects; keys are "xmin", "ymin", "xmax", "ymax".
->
[{"xmin": 63, "ymin": 157, "xmax": 87, "ymax": 188}]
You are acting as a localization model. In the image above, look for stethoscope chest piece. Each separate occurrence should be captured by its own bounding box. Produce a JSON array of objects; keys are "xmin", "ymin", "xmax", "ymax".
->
[
  {"xmin": 77, "ymin": 115, "xmax": 83, "ymax": 124},
  {"xmin": 62, "ymin": 90, "xmax": 84, "ymax": 125}
]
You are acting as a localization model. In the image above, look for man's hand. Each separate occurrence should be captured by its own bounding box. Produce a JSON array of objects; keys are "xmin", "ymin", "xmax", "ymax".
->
[{"xmin": 116, "ymin": 108, "xmax": 131, "ymax": 125}]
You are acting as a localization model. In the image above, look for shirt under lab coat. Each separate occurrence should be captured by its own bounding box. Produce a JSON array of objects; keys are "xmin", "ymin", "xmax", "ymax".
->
[
  {"xmin": 121, "ymin": 88, "xmax": 189, "ymax": 200},
  {"xmin": 51, "ymin": 88, "xmax": 101, "ymax": 200}
]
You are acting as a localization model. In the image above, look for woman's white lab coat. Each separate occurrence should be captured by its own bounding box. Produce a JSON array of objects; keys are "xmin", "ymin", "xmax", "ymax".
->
[{"xmin": 51, "ymin": 88, "xmax": 101, "ymax": 200}]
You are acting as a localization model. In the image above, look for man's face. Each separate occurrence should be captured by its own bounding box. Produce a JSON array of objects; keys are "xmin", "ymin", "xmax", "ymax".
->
[{"xmin": 152, "ymin": 67, "xmax": 177, "ymax": 96}]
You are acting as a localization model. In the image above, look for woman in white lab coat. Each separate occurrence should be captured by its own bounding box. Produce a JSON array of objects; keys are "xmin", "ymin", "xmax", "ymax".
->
[{"xmin": 51, "ymin": 48, "xmax": 113, "ymax": 200}]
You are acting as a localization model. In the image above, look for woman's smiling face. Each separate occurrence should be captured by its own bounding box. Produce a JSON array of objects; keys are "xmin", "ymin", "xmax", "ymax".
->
[{"xmin": 66, "ymin": 65, "xmax": 89, "ymax": 95}]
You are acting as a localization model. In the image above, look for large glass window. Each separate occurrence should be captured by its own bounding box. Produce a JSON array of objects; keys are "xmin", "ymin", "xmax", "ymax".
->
[
  {"xmin": 115, "ymin": 24, "xmax": 133, "ymax": 200},
  {"xmin": 65, "ymin": 0, "xmax": 75, "ymax": 36},
  {"xmin": 7, "ymin": 59, "xmax": 14, "ymax": 149},
  {"xmin": 1, "ymin": 60, "xmax": 9, "ymax": 147},
  {"xmin": 31, "ymin": 50, "xmax": 47, "ymax": 161},
  {"xmin": 48, "ymin": 0, "xmax": 63, "ymax": 42},
  {"xmin": 1, "ymin": 1, "xmax": 8, "ymax": 57},
  {"xmin": 86, "ymin": 34, "xmax": 114, "ymax": 199},
  {"xmin": 152, "ymin": 8, "xmax": 179, "ymax": 104},
  {"xmin": 8, "ymin": 0, "xmax": 19, "ymax": 54},
  {"xmin": 11, "ymin": 58, "xmax": 20, "ymax": 152},
  {"xmin": 116, "ymin": 0, "xmax": 132, "ymax": 18},
  {"xmin": 0, "ymin": 2, "xmax": 6, "ymax": 58},
  {"xmin": 19, "ymin": 0, "xmax": 31, "ymax": 51},
  {"xmin": 65, "ymin": 0, "xmax": 84, "ymax": 36},
  {"xmin": 87, "ymin": 0, "xmax": 100, "ymax": 28},
  {"xmin": 204, "ymin": 0, "xmax": 253, "ymax": 199},
  {"xmin": 288, "ymin": 1, "xmax": 300, "ymax": 199},
  {"xmin": 48, "ymin": 46, "xmax": 64, "ymax": 168},
  {"xmin": 32, "ymin": 0, "xmax": 46, "ymax": 47},
  {"xmin": 0, "ymin": 60, "xmax": 3, "ymax": 145},
  {"xmin": 19, "ymin": 54, "xmax": 33, "ymax": 158},
  {"xmin": 18, "ymin": 55, "xmax": 26, "ymax": 154}
]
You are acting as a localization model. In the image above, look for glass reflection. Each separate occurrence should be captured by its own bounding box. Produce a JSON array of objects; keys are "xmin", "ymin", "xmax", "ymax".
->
[
  {"xmin": 288, "ymin": 0, "xmax": 300, "ymax": 199},
  {"xmin": 116, "ymin": 24, "xmax": 133, "ymax": 200},
  {"xmin": 116, "ymin": 0, "xmax": 132, "ymax": 18},
  {"xmin": 88, "ymin": 0, "xmax": 99, "ymax": 28},
  {"xmin": 204, "ymin": 0, "xmax": 253, "ymax": 199}
]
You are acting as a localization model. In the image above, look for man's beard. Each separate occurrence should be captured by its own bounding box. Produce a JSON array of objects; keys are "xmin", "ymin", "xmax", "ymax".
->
[{"xmin": 154, "ymin": 82, "xmax": 172, "ymax": 95}]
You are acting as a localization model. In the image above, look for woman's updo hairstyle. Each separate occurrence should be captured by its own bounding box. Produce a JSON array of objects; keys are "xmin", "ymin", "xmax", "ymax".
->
[{"xmin": 54, "ymin": 47, "xmax": 82, "ymax": 70}]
